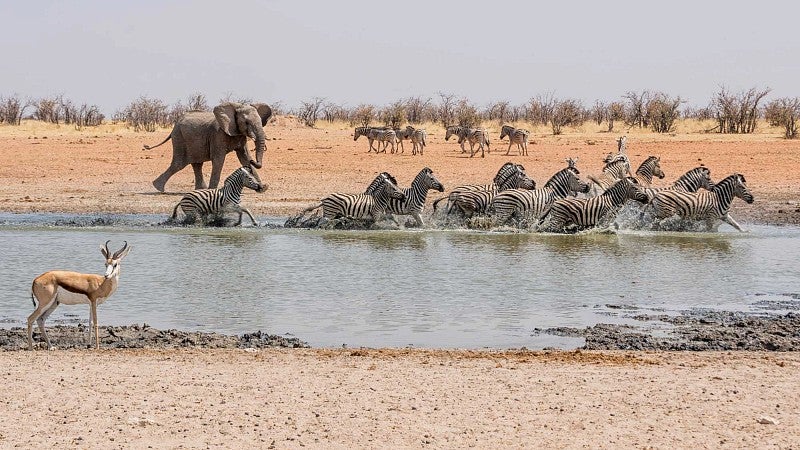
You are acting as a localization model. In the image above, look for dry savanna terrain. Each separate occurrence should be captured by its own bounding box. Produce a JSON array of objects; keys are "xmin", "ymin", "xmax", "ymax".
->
[{"xmin": 1, "ymin": 119, "xmax": 799, "ymax": 448}]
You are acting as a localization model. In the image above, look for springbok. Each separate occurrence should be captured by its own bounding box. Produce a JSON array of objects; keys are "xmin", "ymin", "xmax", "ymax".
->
[{"xmin": 27, "ymin": 240, "xmax": 131, "ymax": 350}]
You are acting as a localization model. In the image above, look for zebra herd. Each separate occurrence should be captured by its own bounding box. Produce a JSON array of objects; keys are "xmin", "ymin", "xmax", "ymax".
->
[
  {"xmin": 291, "ymin": 142, "xmax": 754, "ymax": 233},
  {"xmin": 353, "ymin": 124, "xmax": 534, "ymax": 158}
]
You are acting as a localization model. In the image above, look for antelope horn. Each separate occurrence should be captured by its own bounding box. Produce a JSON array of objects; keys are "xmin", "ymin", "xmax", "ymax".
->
[
  {"xmin": 103, "ymin": 240, "xmax": 111, "ymax": 257},
  {"xmin": 112, "ymin": 241, "xmax": 128, "ymax": 259}
]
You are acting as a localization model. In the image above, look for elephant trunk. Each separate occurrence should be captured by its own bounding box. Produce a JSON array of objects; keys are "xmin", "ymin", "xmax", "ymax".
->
[{"xmin": 250, "ymin": 124, "xmax": 266, "ymax": 169}]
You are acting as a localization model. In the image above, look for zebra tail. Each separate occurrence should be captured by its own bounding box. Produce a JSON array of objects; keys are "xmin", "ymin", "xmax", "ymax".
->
[
  {"xmin": 142, "ymin": 134, "xmax": 172, "ymax": 151},
  {"xmin": 431, "ymin": 197, "xmax": 447, "ymax": 212},
  {"xmin": 171, "ymin": 203, "xmax": 182, "ymax": 220}
]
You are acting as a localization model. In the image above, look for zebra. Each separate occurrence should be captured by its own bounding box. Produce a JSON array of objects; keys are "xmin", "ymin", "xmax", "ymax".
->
[
  {"xmin": 499, "ymin": 125, "xmax": 530, "ymax": 156},
  {"xmin": 445, "ymin": 126, "xmax": 490, "ymax": 158},
  {"xmin": 630, "ymin": 156, "xmax": 666, "ymax": 187},
  {"xmin": 587, "ymin": 157, "xmax": 633, "ymax": 196},
  {"xmin": 617, "ymin": 135, "xmax": 628, "ymax": 152},
  {"xmin": 538, "ymin": 177, "xmax": 649, "ymax": 233},
  {"xmin": 366, "ymin": 167, "xmax": 444, "ymax": 227},
  {"xmin": 431, "ymin": 162, "xmax": 534, "ymax": 214},
  {"xmin": 651, "ymin": 173, "xmax": 754, "ymax": 232},
  {"xmin": 354, "ymin": 126, "xmax": 381, "ymax": 153},
  {"xmin": 443, "ymin": 163, "xmax": 536, "ymax": 219},
  {"xmin": 375, "ymin": 129, "xmax": 398, "ymax": 154},
  {"xmin": 171, "ymin": 166, "xmax": 265, "ymax": 226},
  {"xmin": 489, "ymin": 162, "xmax": 591, "ymax": 227},
  {"xmin": 303, "ymin": 172, "xmax": 406, "ymax": 223},
  {"xmin": 640, "ymin": 166, "xmax": 715, "ymax": 202},
  {"xmin": 393, "ymin": 127, "xmax": 414, "ymax": 154},
  {"xmin": 406, "ymin": 126, "xmax": 427, "ymax": 156}
]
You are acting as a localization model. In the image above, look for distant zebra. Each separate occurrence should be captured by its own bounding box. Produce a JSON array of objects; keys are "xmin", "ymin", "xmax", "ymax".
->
[
  {"xmin": 499, "ymin": 125, "xmax": 530, "ymax": 156},
  {"xmin": 374, "ymin": 129, "xmax": 398, "ymax": 153},
  {"xmin": 640, "ymin": 166, "xmax": 715, "ymax": 202},
  {"xmin": 354, "ymin": 127, "xmax": 381, "ymax": 153},
  {"xmin": 631, "ymin": 156, "xmax": 665, "ymax": 187},
  {"xmin": 172, "ymin": 166, "xmax": 265, "ymax": 226},
  {"xmin": 366, "ymin": 167, "xmax": 444, "ymax": 226},
  {"xmin": 587, "ymin": 157, "xmax": 633, "ymax": 196},
  {"xmin": 489, "ymin": 163, "xmax": 591, "ymax": 226},
  {"xmin": 393, "ymin": 127, "xmax": 414, "ymax": 154},
  {"xmin": 617, "ymin": 135, "xmax": 628, "ymax": 152},
  {"xmin": 651, "ymin": 173, "xmax": 754, "ymax": 232},
  {"xmin": 538, "ymin": 177, "xmax": 649, "ymax": 233},
  {"xmin": 432, "ymin": 162, "xmax": 533, "ymax": 214},
  {"xmin": 444, "ymin": 163, "xmax": 536, "ymax": 218},
  {"xmin": 406, "ymin": 126, "xmax": 427, "ymax": 155},
  {"xmin": 445, "ymin": 126, "xmax": 490, "ymax": 158},
  {"xmin": 303, "ymin": 172, "xmax": 406, "ymax": 222}
]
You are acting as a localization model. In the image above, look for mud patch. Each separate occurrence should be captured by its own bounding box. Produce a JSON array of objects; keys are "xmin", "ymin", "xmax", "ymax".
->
[
  {"xmin": 537, "ymin": 310, "xmax": 800, "ymax": 351},
  {"xmin": 1, "ymin": 324, "xmax": 309, "ymax": 351}
]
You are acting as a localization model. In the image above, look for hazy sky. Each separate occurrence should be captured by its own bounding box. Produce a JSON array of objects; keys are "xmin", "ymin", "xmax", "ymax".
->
[{"xmin": 3, "ymin": 0, "xmax": 797, "ymax": 114}]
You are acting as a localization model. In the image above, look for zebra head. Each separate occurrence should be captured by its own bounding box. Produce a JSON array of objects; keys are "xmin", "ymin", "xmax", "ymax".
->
[
  {"xmin": 419, "ymin": 167, "xmax": 445, "ymax": 192},
  {"xmin": 732, "ymin": 173, "xmax": 755, "ymax": 204},
  {"xmin": 354, "ymin": 127, "xmax": 369, "ymax": 141},
  {"xmin": 241, "ymin": 166, "xmax": 267, "ymax": 192},
  {"xmin": 639, "ymin": 156, "xmax": 666, "ymax": 180},
  {"xmin": 623, "ymin": 177, "xmax": 649, "ymax": 204},
  {"xmin": 379, "ymin": 173, "xmax": 406, "ymax": 201},
  {"xmin": 499, "ymin": 125, "xmax": 514, "ymax": 140},
  {"xmin": 445, "ymin": 126, "xmax": 461, "ymax": 141}
]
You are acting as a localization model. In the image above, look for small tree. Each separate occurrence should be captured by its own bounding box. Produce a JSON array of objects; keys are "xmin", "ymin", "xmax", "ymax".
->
[
  {"xmin": 622, "ymin": 91, "xmax": 651, "ymax": 128},
  {"xmin": 454, "ymin": 98, "xmax": 480, "ymax": 127},
  {"xmin": 525, "ymin": 93, "xmax": 556, "ymax": 126},
  {"xmin": 121, "ymin": 96, "xmax": 168, "ymax": 132},
  {"xmin": 403, "ymin": 96, "xmax": 433, "ymax": 124},
  {"xmin": 380, "ymin": 100, "xmax": 406, "ymax": 128},
  {"xmin": 436, "ymin": 92, "xmax": 458, "ymax": 127},
  {"xmin": 764, "ymin": 97, "xmax": 800, "ymax": 139},
  {"xmin": 483, "ymin": 100, "xmax": 512, "ymax": 124},
  {"xmin": 296, "ymin": 96, "xmax": 325, "ymax": 127},
  {"xmin": 710, "ymin": 86, "xmax": 770, "ymax": 134},
  {"xmin": 646, "ymin": 92, "xmax": 683, "ymax": 133},
  {"xmin": 186, "ymin": 93, "xmax": 209, "ymax": 111},
  {"xmin": 349, "ymin": 104, "xmax": 376, "ymax": 127},
  {"xmin": 590, "ymin": 100, "xmax": 607, "ymax": 126},
  {"xmin": 607, "ymin": 101, "xmax": 625, "ymax": 132},
  {"xmin": 550, "ymin": 98, "xmax": 584, "ymax": 135}
]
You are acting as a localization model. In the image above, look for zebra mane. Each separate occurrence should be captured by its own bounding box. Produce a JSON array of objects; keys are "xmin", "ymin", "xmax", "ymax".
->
[
  {"xmin": 713, "ymin": 173, "xmax": 743, "ymax": 191},
  {"xmin": 602, "ymin": 158, "xmax": 629, "ymax": 172},
  {"xmin": 544, "ymin": 167, "xmax": 576, "ymax": 188},
  {"xmin": 637, "ymin": 156, "xmax": 659, "ymax": 172}
]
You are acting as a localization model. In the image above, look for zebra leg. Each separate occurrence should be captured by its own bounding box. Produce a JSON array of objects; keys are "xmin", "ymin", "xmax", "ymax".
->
[
  {"xmin": 722, "ymin": 213, "xmax": 746, "ymax": 232},
  {"xmin": 505, "ymin": 142, "xmax": 512, "ymax": 156},
  {"xmin": 411, "ymin": 212, "xmax": 424, "ymax": 227}
]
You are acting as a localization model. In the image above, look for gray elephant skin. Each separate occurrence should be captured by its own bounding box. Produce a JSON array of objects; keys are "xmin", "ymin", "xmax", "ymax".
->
[{"xmin": 144, "ymin": 102, "xmax": 273, "ymax": 192}]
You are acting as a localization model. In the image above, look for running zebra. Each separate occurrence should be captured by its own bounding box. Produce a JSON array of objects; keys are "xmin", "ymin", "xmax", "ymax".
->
[
  {"xmin": 445, "ymin": 126, "xmax": 490, "ymax": 158},
  {"xmin": 588, "ymin": 157, "xmax": 633, "ymax": 196},
  {"xmin": 489, "ymin": 161, "xmax": 591, "ymax": 227},
  {"xmin": 651, "ymin": 173, "xmax": 754, "ymax": 232},
  {"xmin": 171, "ymin": 166, "xmax": 265, "ymax": 226},
  {"xmin": 630, "ymin": 156, "xmax": 666, "ymax": 187},
  {"xmin": 640, "ymin": 166, "xmax": 715, "ymax": 202},
  {"xmin": 366, "ymin": 167, "xmax": 444, "ymax": 226},
  {"xmin": 444, "ymin": 164, "xmax": 536, "ymax": 218},
  {"xmin": 432, "ymin": 162, "xmax": 533, "ymax": 213},
  {"xmin": 406, "ymin": 126, "xmax": 427, "ymax": 155},
  {"xmin": 499, "ymin": 125, "xmax": 530, "ymax": 156},
  {"xmin": 303, "ymin": 172, "xmax": 406, "ymax": 223},
  {"xmin": 538, "ymin": 177, "xmax": 649, "ymax": 233}
]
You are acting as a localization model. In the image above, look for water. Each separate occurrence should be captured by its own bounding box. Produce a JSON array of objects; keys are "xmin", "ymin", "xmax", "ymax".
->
[{"xmin": 1, "ymin": 213, "xmax": 799, "ymax": 349}]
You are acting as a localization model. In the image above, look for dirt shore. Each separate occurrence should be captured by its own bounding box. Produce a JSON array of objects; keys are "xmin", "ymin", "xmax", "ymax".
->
[{"xmin": 2, "ymin": 120, "xmax": 799, "ymax": 447}]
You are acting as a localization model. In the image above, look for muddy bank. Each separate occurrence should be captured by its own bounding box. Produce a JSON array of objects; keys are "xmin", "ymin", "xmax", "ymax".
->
[
  {"xmin": 540, "ymin": 308, "xmax": 800, "ymax": 351},
  {"xmin": 0, "ymin": 324, "xmax": 309, "ymax": 351}
]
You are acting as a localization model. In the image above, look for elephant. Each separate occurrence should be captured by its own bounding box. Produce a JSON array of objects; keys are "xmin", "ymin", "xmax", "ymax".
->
[{"xmin": 143, "ymin": 102, "xmax": 273, "ymax": 192}]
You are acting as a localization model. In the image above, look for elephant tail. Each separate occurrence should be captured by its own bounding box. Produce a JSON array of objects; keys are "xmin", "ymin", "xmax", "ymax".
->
[{"xmin": 143, "ymin": 135, "xmax": 171, "ymax": 150}]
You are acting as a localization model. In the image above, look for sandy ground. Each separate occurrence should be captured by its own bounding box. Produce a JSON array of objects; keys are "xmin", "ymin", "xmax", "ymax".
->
[
  {"xmin": 0, "ymin": 118, "xmax": 798, "ymax": 224},
  {"xmin": 1, "ymin": 349, "xmax": 798, "ymax": 448},
  {"xmin": 2, "ymin": 120, "xmax": 800, "ymax": 448}
]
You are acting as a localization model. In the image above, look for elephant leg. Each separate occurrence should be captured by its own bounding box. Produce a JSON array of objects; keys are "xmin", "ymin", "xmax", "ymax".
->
[
  {"xmin": 153, "ymin": 161, "xmax": 188, "ymax": 193},
  {"xmin": 191, "ymin": 163, "xmax": 208, "ymax": 189},
  {"xmin": 208, "ymin": 158, "xmax": 226, "ymax": 189}
]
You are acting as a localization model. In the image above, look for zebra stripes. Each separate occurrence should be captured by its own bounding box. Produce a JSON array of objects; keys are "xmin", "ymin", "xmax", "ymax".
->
[
  {"xmin": 307, "ymin": 172, "xmax": 406, "ymax": 222},
  {"xmin": 445, "ymin": 126, "xmax": 490, "ymax": 158},
  {"xmin": 445, "ymin": 163, "xmax": 536, "ymax": 218},
  {"xmin": 366, "ymin": 167, "xmax": 444, "ymax": 226},
  {"xmin": 432, "ymin": 162, "xmax": 534, "ymax": 214},
  {"xmin": 172, "ymin": 166, "xmax": 265, "ymax": 226},
  {"xmin": 588, "ymin": 158, "xmax": 633, "ymax": 196},
  {"xmin": 538, "ymin": 177, "xmax": 649, "ymax": 233},
  {"xmin": 651, "ymin": 173, "xmax": 754, "ymax": 231},
  {"xmin": 499, "ymin": 125, "xmax": 530, "ymax": 156},
  {"xmin": 489, "ymin": 165, "xmax": 591, "ymax": 226}
]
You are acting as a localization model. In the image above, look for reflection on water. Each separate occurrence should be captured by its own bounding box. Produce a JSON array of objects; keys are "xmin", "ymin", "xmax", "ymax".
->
[{"xmin": 0, "ymin": 221, "xmax": 798, "ymax": 349}]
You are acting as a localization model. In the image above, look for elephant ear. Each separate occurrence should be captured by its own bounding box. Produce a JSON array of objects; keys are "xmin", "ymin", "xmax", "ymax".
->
[
  {"xmin": 252, "ymin": 103, "xmax": 273, "ymax": 127},
  {"xmin": 213, "ymin": 103, "xmax": 241, "ymax": 136}
]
